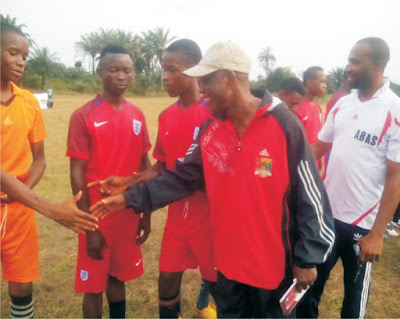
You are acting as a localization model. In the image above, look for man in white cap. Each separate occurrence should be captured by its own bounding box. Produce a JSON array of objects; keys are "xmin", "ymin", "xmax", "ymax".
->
[{"xmin": 90, "ymin": 41, "xmax": 335, "ymax": 318}]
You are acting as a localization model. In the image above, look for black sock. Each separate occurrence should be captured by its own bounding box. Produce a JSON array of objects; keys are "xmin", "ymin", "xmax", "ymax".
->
[
  {"xmin": 10, "ymin": 294, "xmax": 34, "ymax": 318},
  {"xmin": 159, "ymin": 294, "xmax": 181, "ymax": 318},
  {"xmin": 109, "ymin": 300, "xmax": 126, "ymax": 318}
]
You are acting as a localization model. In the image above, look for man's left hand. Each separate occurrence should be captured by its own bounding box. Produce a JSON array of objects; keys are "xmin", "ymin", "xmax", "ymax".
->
[
  {"xmin": 136, "ymin": 213, "xmax": 151, "ymax": 244},
  {"xmin": 293, "ymin": 264, "xmax": 317, "ymax": 291},
  {"xmin": 357, "ymin": 231, "xmax": 383, "ymax": 263}
]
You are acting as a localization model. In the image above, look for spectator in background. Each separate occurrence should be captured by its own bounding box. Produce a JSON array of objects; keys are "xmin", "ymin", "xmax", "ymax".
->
[
  {"xmin": 296, "ymin": 66, "xmax": 327, "ymax": 175},
  {"xmin": 277, "ymin": 76, "xmax": 305, "ymax": 112},
  {"xmin": 296, "ymin": 37, "xmax": 400, "ymax": 319}
]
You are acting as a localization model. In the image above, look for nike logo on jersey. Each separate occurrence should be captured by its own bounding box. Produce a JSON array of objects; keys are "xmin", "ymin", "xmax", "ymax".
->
[
  {"xmin": 354, "ymin": 129, "xmax": 378, "ymax": 146},
  {"xmin": 302, "ymin": 116, "xmax": 309, "ymax": 121},
  {"xmin": 135, "ymin": 259, "xmax": 142, "ymax": 267},
  {"xmin": 94, "ymin": 121, "xmax": 108, "ymax": 127},
  {"xmin": 352, "ymin": 114, "xmax": 359, "ymax": 120}
]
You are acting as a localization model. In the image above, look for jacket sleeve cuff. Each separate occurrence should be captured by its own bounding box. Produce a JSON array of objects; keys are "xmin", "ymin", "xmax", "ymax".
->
[{"xmin": 294, "ymin": 261, "xmax": 316, "ymax": 269}]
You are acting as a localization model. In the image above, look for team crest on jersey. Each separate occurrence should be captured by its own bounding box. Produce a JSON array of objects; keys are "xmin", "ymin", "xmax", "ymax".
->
[
  {"xmin": 133, "ymin": 120, "xmax": 142, "ymax": 135},
  {"xmin": 254, "ymin": 149, "xmax": 272, "ymax": 177},
  {"xmin": 193, "ymin": 127, "xmax": 200, "ymax": 140},
  {"xmin": 80, "ymin": 270, "xmax": 89, "ymax": 281}
]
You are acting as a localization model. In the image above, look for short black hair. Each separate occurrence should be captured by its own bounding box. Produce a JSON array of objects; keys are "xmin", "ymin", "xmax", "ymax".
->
[
  {"xmin": 303, "ymin": 66, "xmax": 324, "ymax": 85},
  {"xmin": 279, "ymin": 77, "xmax": 305, "ymax": 96},
  {"xmin": 99, "ymin": 44, "xmax": 130, "ymax": 59},
  {"xmin": 356, "ymin": 37, "xmax": 390, "ymax": 67},
  {"xmin": 166, "ymin": 39, "xmax": 202, "ymax": 66},
  {"xmin": 0, "ymin": 21, "xmax": 27, "ymax": 38}
]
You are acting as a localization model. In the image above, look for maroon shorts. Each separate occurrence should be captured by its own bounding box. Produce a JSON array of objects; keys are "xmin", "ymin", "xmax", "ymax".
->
[
  {"xmin": 75, "ymin": 209, "xmax": 143, "ymax": 293},
  {"xmin": 159, "ymin": 216, "xmax": 217, "ymax": 282}
]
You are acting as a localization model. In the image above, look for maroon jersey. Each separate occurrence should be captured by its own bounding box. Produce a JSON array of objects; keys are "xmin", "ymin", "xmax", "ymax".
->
[
  {"xmin": 66, "ymin": 95, "xmax": 151, "ymax": 201},
  {"xmin": 296, "ymin": 100, "xmax": 323, "ymax": 145},
  {"xmin": 153, "ymin": 99, "xmax": 211, "ymax": 233}
]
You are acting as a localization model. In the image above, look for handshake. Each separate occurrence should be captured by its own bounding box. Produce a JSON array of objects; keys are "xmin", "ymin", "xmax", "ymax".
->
[{"xmin": 88, "ymin": 169, "xmax": 159, "ymax": 218}]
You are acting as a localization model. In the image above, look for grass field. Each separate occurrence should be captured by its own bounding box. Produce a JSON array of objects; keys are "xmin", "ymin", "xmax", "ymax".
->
[{"xmin": 1, "ymin": 94, "xmax": 400, "ymax": 318}]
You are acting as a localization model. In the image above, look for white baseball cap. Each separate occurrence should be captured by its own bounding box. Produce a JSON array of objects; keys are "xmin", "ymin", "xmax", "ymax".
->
[{"xmin": 183, "ymin": 41, "xmax": 251, "ymax": 77}]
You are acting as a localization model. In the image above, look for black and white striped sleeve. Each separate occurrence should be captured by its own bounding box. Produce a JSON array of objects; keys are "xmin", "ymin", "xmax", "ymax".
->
[{"xmin": 272, "ymin": 105, "xmax": 335, "ymax": 267}]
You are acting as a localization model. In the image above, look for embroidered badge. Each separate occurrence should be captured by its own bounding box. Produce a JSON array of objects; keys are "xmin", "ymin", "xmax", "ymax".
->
[
  {"xmin": 255, "ymin": 149, "xmax": 272, "ymax": 177},
  {"xmin": 80, "ymin": 270, "xmax": 89, "ymax": 281},
  {"xmin": 133, "ymin": 120, "xmax": 142, "ymax": 135}
]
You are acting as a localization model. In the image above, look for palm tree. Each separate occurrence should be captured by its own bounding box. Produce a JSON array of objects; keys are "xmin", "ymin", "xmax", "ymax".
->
[
  {"xmin": 140, "ymin": 31, "xmax": 157, "ymax": 82},
  {"xmin": 328, "ymin": 67, "xmax": 346, "ymax": 91},
  {"xmin": 28, "ymin": 47, "xmax": 59, "ymax": 88},
  {"xmin": 75, "ymin": 32, "xmax": 102, "ymax": 75},
  {"xmin": 150, "ymin": 27, "xmax": 176, "ymax": 88},
  {"xmin": 258, "ymin": 46, "xmax": 276, "ymax": 79}
]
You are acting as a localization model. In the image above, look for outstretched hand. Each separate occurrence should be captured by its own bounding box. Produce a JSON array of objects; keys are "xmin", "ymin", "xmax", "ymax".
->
[
  {"xmin": 51, "ymin": 191, "xmax": 98, "ymax": 234},
  {"xmin": 89, "ymin": 193, "xmax": 126, "ymax": 219},
  {"xmin": 87, "ymin": 175, "xmax": 130, "ymax": 197}
]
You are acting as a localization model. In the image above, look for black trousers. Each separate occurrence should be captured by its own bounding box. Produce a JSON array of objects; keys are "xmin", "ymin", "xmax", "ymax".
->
[
  {"xmin": 393, "ymin": 204, "xmax": 400, "ymax": 221},
  {"xmin": 215, "ymin": 271, "xmax": 292, "ymax": 318},
  {"xmin": 296, "ymin": 219, "xmax": 372, "ymax": 318}
]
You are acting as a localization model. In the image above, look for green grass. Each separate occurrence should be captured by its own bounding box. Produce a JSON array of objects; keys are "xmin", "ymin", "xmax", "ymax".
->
[{"xmin": 1, "ymin": 94, "xmax": 400, "ymax": 318}]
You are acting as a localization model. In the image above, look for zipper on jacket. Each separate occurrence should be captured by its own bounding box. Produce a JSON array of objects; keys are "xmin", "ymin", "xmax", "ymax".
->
[{"xmin": 238, "ymin": 141, "xmax": 241, "ymax": 152}]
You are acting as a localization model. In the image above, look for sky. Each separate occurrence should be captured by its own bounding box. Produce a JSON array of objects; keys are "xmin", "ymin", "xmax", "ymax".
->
[{"xmin": 1, "ymin": 0, "xmax": 400, "ymax": 83}]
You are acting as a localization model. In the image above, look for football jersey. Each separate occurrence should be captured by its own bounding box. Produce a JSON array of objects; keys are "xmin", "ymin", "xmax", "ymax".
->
[
  {"xmin": 319, "ymin": 79, "xmax": 400, "ymax": 229},
  {"xmin": 296, "ymin": 100, "xmax": 323, "ymax": 145},
  {"xmin": 1, "ymin": 82, "xmax": 47, "ymax": 180},
  {"xmin": 153, "ymin": 99, "xmax": 211, "ymax": 232},
  {"xmin": 66, "ymin": 95, "xmax": 151, "ymax": 201}
]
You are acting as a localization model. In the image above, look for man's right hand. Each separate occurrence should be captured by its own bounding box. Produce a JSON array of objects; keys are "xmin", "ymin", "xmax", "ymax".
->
[
  {"xmin": 89, "ymin": 194, "xmax": 127, "ymax": 219},
  {"xmin": 86, "ymin": 229, "xmax": 108, "ymax": 260},
  {"xmin": 50, "ymin": 191, "xmax": 98, "ymax": 234},
  {"xmin": 87, "ymin": 175, "xmax": 132, "ymax": 197}
]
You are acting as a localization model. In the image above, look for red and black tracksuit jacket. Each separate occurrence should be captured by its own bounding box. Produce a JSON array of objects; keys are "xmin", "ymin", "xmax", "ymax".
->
[{"xmin": 124, "ymin": 93, "xmax": 335, "ymax": 290}]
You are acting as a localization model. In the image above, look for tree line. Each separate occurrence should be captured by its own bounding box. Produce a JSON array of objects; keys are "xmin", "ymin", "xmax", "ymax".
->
[{"xmin": 2, "ymin": 14, "xmax": 399, "ymax": 97}]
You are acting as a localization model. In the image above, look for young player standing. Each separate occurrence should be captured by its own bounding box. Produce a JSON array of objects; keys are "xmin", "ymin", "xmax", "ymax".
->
[
  {"xmin": 66, "ymin": 44, "xmax": 151, "ymax": 318},
  {"xmin": 1, "ymin": 22, "xmax": 47, "ymax": 318},
  {"xmin": 296, "ymin": 67, "xmax": 327, "ymax": 173},
  {"xmin": 154, "ymin": 39, "xmax": 217, "ymax": 318}
]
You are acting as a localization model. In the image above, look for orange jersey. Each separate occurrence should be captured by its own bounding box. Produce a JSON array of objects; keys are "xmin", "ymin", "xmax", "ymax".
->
[
  {"xmin": 1, "ymin": 82, "xmax": 45, "ymax": 283},
  {"xmin": 1, "ymin": 82, "xmax": 47, "ymax": 179}
]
